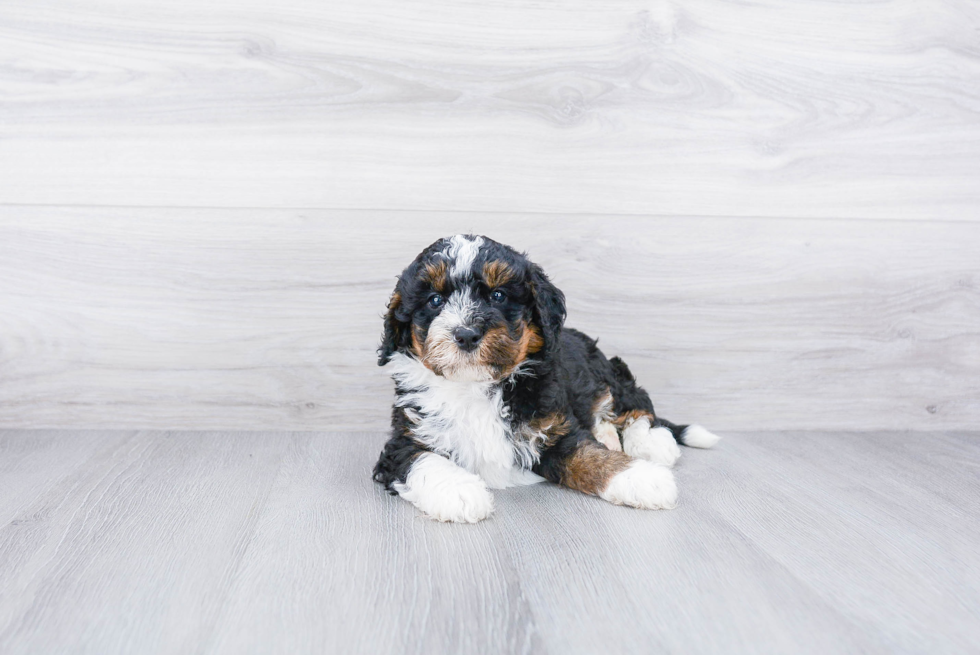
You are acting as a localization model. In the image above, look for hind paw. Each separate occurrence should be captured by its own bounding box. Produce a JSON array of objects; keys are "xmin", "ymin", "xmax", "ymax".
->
[
  {"xmin": 623, "ymin": 419, "xmax": 681, "ymax": 467},
  {"xmin": 600, "ymin": 460, "xmax": 678, "ymax": 509}
]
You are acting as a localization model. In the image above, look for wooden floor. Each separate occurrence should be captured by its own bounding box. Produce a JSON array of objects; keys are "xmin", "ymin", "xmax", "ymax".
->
[{"xmin": 1, "ymin": 429, "xmax": 977, "ymax": 654}]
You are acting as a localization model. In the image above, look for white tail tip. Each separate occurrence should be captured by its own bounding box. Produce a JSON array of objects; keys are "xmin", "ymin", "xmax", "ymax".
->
[{"xmin": 681, "ymin": 425, "xmax": 721, "ymax": 449}]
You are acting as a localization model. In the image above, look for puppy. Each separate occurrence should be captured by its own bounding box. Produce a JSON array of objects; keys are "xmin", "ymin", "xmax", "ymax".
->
[{"xmin": 373, "ymin": 235, "xmax": 719, "ymax": 523}]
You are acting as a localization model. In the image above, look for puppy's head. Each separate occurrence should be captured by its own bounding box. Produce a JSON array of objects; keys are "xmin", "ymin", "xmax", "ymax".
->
[{"xmin": 379, "ymin": 235, "xmax": 566, "ymax": 381}]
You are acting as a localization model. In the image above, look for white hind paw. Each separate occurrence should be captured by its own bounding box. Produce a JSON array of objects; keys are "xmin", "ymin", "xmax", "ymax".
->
[
  {"xmin": 623, "ymin": 419, "xmax": 681, "ymax": 467},
  {"xmin": 600, "ymin": 460, "xmax": 678, "ymax": 510}
]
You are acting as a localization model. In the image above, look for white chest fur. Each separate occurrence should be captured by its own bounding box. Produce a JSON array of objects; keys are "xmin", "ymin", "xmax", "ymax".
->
[{"xmin": 386, "ymin": 354, "xmax": 544, "ymax": 489}]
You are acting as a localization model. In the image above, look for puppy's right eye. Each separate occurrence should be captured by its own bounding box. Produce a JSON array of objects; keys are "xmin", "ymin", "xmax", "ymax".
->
[{"xmin": 428, "ymin": 294, "xmax": 444, "ymax": 309}]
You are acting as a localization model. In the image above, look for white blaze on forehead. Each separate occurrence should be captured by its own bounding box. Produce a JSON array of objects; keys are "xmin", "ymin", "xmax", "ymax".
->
[{"xmin": 444, "ymin": 235, "xmax": 484, "ymax": 280}]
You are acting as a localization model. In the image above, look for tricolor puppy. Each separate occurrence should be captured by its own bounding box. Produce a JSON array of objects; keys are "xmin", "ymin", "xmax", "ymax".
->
[{"xmin": 373, "ymin": 235, "xmax": 719, "ymax": 523}]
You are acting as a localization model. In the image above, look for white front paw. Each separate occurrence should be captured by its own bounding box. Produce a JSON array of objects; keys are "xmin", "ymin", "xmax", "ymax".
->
[
  {"xmin": 600, "ymin": 460, "xmax": 678, "ymax": 510},
  {"xmin": 422, "ymin": 475, "xmax": 494, "ymax": 523},
  {"xmin": 394, "ymin": 453, "xmax": 495, "ymax": 523},
  {"xmin": 623, "ymin": 422, "xmax": 681, "ymax": 468}
]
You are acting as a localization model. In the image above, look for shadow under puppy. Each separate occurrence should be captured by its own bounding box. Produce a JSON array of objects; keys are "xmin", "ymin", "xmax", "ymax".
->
[{"xmin": 374, "ymin": 235, "xmax": 720, "ymax": 522}]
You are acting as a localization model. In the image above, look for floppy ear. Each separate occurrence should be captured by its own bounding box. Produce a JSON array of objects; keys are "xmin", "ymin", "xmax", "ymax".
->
[
  {"xmin": 528, "ymin": 263, "xmax": 567, "ymax": 356},
  {"xmin": 378, "ymin": 288, "xmax": 411, "ymax": 365}
]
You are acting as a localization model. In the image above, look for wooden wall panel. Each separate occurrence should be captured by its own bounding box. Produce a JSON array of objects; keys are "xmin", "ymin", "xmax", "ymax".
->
[
  {"xmin": 1, "ymin": 207, "xmax": 977, "ymax": 431},
  {"xmin": 1, "ymin": 0, "xmax": 979, "ymax": 218}
]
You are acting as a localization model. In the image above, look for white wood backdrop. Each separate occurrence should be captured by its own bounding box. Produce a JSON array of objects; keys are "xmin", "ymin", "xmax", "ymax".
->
[
  {"xmin": 1, "ymin": 0, "xmax": 979, "ymax": 431},
  {"xmin": 3, "ymin": 0, "xmax": 980, "ymax": 217},
  {"xmin": 2, "ymin": 208, "xmax": 978, "ymax": 431}
]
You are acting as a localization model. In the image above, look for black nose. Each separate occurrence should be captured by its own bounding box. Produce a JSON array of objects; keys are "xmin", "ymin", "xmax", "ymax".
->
[{"xmin": 453, "ymin": 326, "xmax": 484, "ymax": 352}]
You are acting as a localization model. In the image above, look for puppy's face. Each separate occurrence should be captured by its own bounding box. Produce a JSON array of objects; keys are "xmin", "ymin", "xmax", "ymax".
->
[{"xmin": 380, "ymin": 235, "xmax": 566, "ymax": 382}]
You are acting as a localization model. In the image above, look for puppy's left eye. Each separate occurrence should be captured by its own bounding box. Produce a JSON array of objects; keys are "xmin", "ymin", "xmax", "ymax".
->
[{"xmin": 490, "ymin": 289, "xmax": 507, "ymax": 304}]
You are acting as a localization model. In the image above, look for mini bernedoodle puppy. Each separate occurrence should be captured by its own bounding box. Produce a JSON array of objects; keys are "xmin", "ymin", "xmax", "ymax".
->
[{"xmin": 373, "ymin": 235, "xmax": 720, "ymax": 523}]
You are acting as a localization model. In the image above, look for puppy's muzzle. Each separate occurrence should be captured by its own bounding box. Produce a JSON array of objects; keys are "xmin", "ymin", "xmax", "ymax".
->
[{"xmin": 452, "ymin": 326, "xmax": 485, "ymax": 352}]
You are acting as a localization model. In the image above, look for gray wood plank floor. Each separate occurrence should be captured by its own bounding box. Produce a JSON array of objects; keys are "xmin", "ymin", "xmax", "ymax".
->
[{"xmin": 1, "ymin": 430, "xmax": 977, "ymax": 654}]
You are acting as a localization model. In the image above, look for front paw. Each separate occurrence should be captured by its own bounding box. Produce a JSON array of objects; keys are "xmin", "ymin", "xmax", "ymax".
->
[
  {"xmin": 394, "ymin": 453, "xmax": 495, "ymax": 523},
  {"xmin": 421, "ymin": 476, "xmax": 495, "ymax": 523},
  {"xmin": 599, "ymin": 460, "xmax": 678, "ymax": 510}
]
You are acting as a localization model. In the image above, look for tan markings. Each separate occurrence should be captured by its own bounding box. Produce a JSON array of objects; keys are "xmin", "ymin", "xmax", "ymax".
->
[
  {"xmin": 422, "ymin": 261, "xmax": 448, "ymax": 294},
  {"xmin": 479, "ymin": 320, "xmax": 539, "ymax": 377},
  {"xmin": 513, "ymin": 322, "xmax": 540, "ymax": 367},
  {"xmin": 525, "ymin": 323, "xmax": 544, "ymax": 354},
  {"xmin": 561, "ymin": 441, "xmax": 632, "ymax": 496},
  {"xmin": 612, "ymin": 410, "xmax": 656, "ymax": 429},
  {"xmin": 422, "ymin": 318, "xmax": 541, "ymax": 381},
  {"xmin": 527, "ymin": 413, "xmax": 570, "ymax": 448},
  {"xmin": 514, "ymin": 412, "xmax": 569, "ymax": 464},
  {"xmin": 480, "ymin": 325, "xmax": 516, "ymax": 369},
  {"xmin": 482, "ymin": 260, "xmax": 515, "ymax": 288},
  {"xmin": 411, "ymin": 324, "xmax": 427, "ymax": 360}
]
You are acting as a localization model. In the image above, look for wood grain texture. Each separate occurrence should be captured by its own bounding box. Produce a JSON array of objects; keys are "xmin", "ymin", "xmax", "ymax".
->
[
  {"xmin": 0, "ymin": 429, "xmax": 977, "ymax": 654},
  {"xmin": 2, "ymin": 207, "xmax": 978, "ymax": 431},
  {"xmin": 1, "ymin": 0, "xmax": 979, "ymax": 217}
]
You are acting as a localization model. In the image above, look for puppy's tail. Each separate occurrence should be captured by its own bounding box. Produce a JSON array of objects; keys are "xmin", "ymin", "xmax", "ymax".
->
[{"xmin": 654, "ymin": 418, "xmax": 721, "ymax": 449}]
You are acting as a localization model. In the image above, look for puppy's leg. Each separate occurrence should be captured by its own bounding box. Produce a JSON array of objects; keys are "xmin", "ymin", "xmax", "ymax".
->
[
  {"xmin": 589, "ymin": 388, "xmax": 623, "ymax": 451},
  {"xmin": 394, "ymin": 453, "xmax": 494, "ymax": 523},
  {"xmin": 618, "ymin": 413, "xmax": 682, "ymax": 468},
  {"xmin": 543, "ymin": 438, "xmax": 677, "ymax": 510},
  {"xmin": 375, "ymin": 434, "xmax": 493, "ymax": 523},
  {"xmin": 593, "ymin": 421, "xmax": 622, "ymax": 451},
  {"xmin": 607, "ymin": 357, "xmax": 721, "ymax": 450},
  {"xmin": 602, "ymin": 357, "xmax": 681, "ymax": 467}
]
